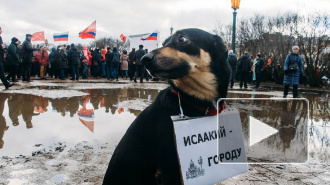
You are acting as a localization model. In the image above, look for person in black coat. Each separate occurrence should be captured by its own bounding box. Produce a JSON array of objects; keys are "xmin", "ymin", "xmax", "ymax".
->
[
  {"xmin": 109, "ymin": 47, "xmax": 120, "ymax": 81},
  {"xmin": 254, "ymin": 54, "xmax": 264, "ymax": 88},
  {"xmin": 22, "ymin": 34, "xmax": 40, "ymax": 82},
  {"xmin": 105, "ymin": 47, "xmax": 112, "ymax": 80},
  {"xmin": 0, "ymin": 27, "xmax": 12, "ymax": 89},
  {"xmin": 16, "ymin": 42, "xmax": 24, "ymax": 80},
  {"xmin": 92, "ymin": 48, "xmax": 101, "ymax": 77},
  {"xmin": 53, "ymin": 46, "xmax": 68, "ymax": 80},
  {"xmin": 6, "ymin": 37, "xmax": 20, "ymax": 82},
  {"xmin": 128, "ymin": 48, "xmax": 136, "ymax": 81},
  {"xmin": 68, "ymin": 44, "xmax": 80, "ymax": 81},
  {"xmin": 238, "ymin": 52, "xmax": 252, "ymax": 88},
  {"xmin": 133, "ymin": 45, "xmax": 146, "ymax": 83}
]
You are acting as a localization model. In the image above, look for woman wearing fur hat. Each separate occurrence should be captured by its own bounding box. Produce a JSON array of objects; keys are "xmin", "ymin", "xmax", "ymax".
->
[
  {"xmin": 6, "ymin": 37, "xmax": 20, "ymax": 82},
  {"xmin": 283, "ymin": 46, "xmax": 304, "ymax": 98}
]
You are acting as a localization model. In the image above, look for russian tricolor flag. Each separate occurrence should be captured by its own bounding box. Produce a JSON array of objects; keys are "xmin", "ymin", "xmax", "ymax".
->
[
  {"xmin": 53, "ymin": 32, "xmax": 69, "ymax": 42},
  {"xmin": 79, "ymin": 21, "xmax": 96, "ymax": 39},
  {"xmin": 141, "ymin": 30, "xmax": 158, "ymax": 41}
]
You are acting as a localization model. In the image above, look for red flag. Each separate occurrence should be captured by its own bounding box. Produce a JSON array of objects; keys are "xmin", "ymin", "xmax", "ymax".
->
[
  {"xmin": 120, "ymin": 34, "xmax": 127, "ymax": 43},
  {"xmin": 32, "ymin": 31, "xmax": 45, "ymax": 42},
  {"xmin": 79, "ymin": 21, "xmax": 96, "ymax": 39}
]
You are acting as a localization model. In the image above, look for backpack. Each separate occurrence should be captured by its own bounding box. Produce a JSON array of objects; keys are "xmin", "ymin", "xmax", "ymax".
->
[
  {"xmin": 112, "ymin": 52, "xmax": 119, "ymax": 64},
  {"xmin": 228, "ymin": 56, "xmax": 237, "ymax": 67}
]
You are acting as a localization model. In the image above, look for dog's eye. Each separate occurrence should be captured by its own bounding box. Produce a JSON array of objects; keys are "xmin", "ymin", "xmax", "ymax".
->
[{"xmin": 179, "ymin": 36, "xmax": 187, "ymax": 43}]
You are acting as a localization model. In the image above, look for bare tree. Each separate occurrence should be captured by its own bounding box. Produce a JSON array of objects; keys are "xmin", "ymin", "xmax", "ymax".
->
[{"xmin": 214, "ymin": 11, "xmax": 330, "ymax": 87}]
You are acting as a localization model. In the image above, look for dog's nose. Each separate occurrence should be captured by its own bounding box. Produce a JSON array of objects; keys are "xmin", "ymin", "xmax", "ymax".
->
[{"xmin": 141, "ymin": 53, "xmax": 154, "ymax": 66}]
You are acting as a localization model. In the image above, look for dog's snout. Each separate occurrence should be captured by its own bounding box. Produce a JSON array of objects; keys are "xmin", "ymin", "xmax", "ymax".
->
[{"xmin": 141, "ymin": 53, "xmax": 155, "ymax": 66}]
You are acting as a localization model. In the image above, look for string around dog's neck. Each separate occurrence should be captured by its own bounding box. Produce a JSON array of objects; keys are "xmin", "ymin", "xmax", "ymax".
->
[{"xmin": 172, "ymin": 89, "xmax": 225, "ymax": 116}]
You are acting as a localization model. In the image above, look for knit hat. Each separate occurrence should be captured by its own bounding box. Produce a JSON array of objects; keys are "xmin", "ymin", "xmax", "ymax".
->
[
  {"xmin": 139, "ymin": 45, "xmax": 144, "ymax": 48},
  {"xmin": 292, "ymin": 46, "xmax": 299, "ymax": 50},
  {"xmin": 26, "ymin": 34, "xmax": 32, "ymax": 38},
  {"xmin": 11, "ymin": 37, "xmax": 19, "ymax": 43},
  {"xmin": 71, "ymin": 43, "xmax": 75, "ymax": 48}
]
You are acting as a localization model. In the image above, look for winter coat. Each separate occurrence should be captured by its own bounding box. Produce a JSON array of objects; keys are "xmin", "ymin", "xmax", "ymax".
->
[
  {"xmin": 38, "ymin": 50, "xmax": 49, "ymax": 66},
  {"xmin": 49, "ymin": 48, "xmax": 56, "ymax": 64},
  {"xmin": 227, "ymin": 53, "xmax": 237, "ymax": 68},
  {"xmin": 110, "ymin": 47, "xmax": 121, "ymax": 67},
  {"xmin": 54, "ymin": 49, "xmax": 68, "ymax": 70},
  {"xmin": 120, "ymin": 54, "xmax": 129, "ymax": 70},
  {"xmin": 17, "ymin": 45, "xmax": 23, "ymax": 63},
  {"xmin": 34, "ymin": 50, "xmax": 40, "ymax": 63},
  {"xmin": 283, "ymin": 52, "xmax": 304, "ymax": 85},
  {"xmin": 255, "ymin": 57, "xmax": 264, "ymax": 74},
  {"xmin": 238, "ymin": 54, "xmax": 252, "ymax": 72},
  {"xmin": 68, "ymin": 46, "xmax": 80, "ymax": 66},
  {"xmin": 133, "ymin": 49, "xmax": 146, "ymax": 65},
  {"xmin": 82, "ymin": 46, "xmax": 89, "ymax": 63},
  {"xmin": 6, "ymin": 42, "xmax": 20, "ymax": 66},
  {"xmin": 128, "ymin": 50, "xmax": 135, "ymax": 65},
  {"xmin": 102, "ymin": 48, "xmax": 106, "ymax": 62},
  {"xmin": 93, "ymin": 49, "xmax": 102, "ymax": 66},
  {"xmin": 22, "ymin": 38, "xmax": 39, "ymax": 63},
  {"xmin": 87, "ymin": 50, "xmax": 92, "ymax": 66},
  {"xmin": 105, "ymin": 51, "xmax": 112, "ymax": 66}
]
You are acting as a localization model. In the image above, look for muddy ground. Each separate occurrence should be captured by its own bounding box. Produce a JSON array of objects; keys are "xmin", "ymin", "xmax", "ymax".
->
[{"xmin": 1, "ymin": 141, "xmax": 329, "ymax": 185}]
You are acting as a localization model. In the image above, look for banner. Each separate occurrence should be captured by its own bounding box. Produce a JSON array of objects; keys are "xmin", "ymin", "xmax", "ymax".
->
[
  {"xmin": 128, "ymin": 32, "xmax": 159, "ymax": 52},
  {"xmin": 32, "ymin": 31, "xmax": 45, "ymax": 42}
]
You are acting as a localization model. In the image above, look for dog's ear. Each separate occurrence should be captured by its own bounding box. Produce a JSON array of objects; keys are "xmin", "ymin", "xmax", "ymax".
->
[{"xmin": 213, "ymin": 35, "xmax": 228, "ymax": 56}]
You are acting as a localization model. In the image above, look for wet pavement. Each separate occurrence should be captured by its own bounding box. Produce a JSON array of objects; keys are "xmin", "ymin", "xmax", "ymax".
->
[{"xmin": 0, "ymin": 81, "xmax": 329, "ymax": 184}]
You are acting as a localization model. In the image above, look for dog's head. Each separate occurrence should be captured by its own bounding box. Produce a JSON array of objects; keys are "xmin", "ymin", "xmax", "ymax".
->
[{"xmin": 141, "ymin": 28, "xmax": 231, "ymax": 101}]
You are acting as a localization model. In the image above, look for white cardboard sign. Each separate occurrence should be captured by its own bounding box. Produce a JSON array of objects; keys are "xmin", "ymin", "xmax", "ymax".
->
[{"xmin": 173, "ymin": 108, "xmax": 248, "ymax": 185}]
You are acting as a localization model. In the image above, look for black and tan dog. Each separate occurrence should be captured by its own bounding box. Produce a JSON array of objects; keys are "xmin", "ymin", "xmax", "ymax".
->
[{"xmin": 103, "ymin": 28, "xmax": 231, "ymax": 185}]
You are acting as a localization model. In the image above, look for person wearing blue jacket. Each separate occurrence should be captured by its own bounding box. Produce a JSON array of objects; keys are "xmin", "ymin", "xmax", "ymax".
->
[{"xmin": 283, "ymin": 46, "xmax": 304, "ymax": 98}]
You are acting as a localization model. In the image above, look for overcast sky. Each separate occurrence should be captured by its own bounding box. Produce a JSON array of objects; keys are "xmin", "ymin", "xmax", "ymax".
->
[{"xmin": 0, "ymin": 0, "xmax": 329, "ymax": 46}]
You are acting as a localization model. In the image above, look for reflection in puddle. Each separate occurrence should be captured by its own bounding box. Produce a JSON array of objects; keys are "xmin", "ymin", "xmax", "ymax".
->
[
  {"xmin": 0, "ymin": 88, "xmax": 329, "ymax": 165},
  {"xmin": 0, "ymin": 88, "xmax": 159, "ymax": 157}
]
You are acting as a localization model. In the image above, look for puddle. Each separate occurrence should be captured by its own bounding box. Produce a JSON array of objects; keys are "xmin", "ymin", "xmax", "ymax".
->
[
  {"xmin": 0, "ymin": 88, "xmax": 160, "ymax": 157},
  {"xmin": 0, "ymin": 85, "xmax": 328, "ymax": 165}
]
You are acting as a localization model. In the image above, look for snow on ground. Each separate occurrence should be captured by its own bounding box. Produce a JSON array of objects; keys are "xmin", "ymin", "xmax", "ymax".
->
[
  {"xmin": 228, "ymin": 90, "xmax": 285, "ymax": 97},
  {"xmin": 114, "ymin": 98, "xmax": 151, "ymax": 111},
  {"xmin": 1, "ymin": 89, "xmax": 88, "ymax": 99}
]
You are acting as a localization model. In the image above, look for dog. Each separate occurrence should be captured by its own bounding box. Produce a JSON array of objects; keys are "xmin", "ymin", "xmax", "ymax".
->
[{"xmin": 103, "ymin": 28, "xmax": 231, "ymax": 185}]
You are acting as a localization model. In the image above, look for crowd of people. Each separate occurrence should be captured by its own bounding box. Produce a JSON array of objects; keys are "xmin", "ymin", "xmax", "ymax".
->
[
  {"xmin": 0, "ymin": 27, "xmax": 319, "ymax": 98},
  {"xmin": 0, "ymin": 28, "xmax": 152, "ymax": 90},
  {"xmin": 227, "ymin": 45, "xmax": 304, "ymax": 98}
]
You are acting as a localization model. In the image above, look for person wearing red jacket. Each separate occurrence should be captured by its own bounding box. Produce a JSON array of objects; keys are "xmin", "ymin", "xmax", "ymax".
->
[{"xmin": 38, "ymin": 47, "xmax": 49, "ymax": 79}]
